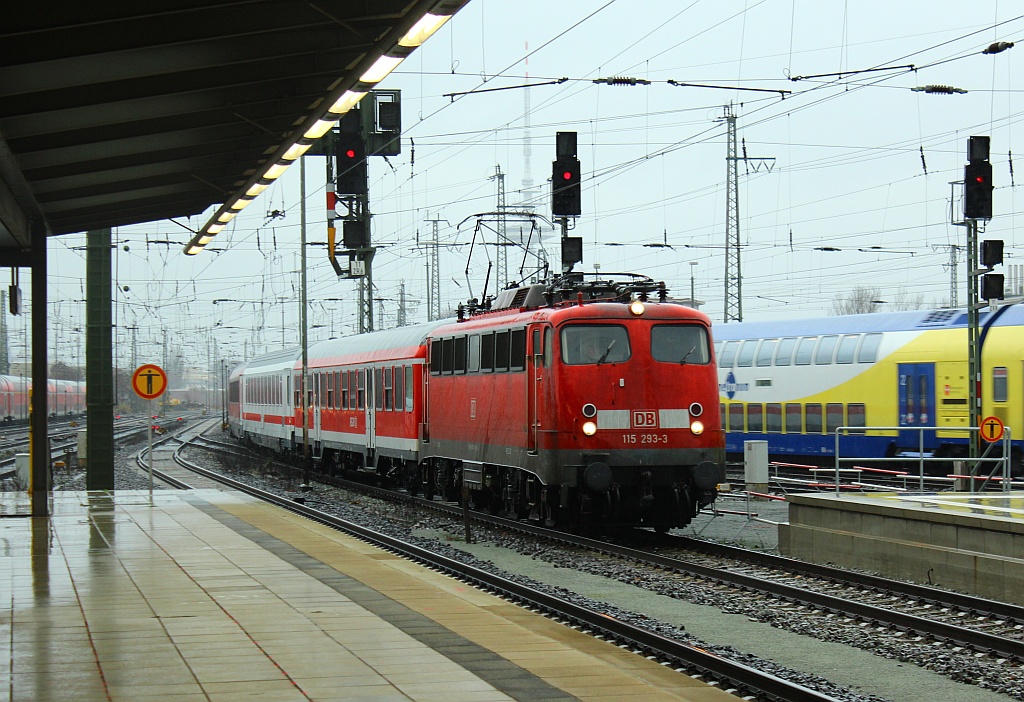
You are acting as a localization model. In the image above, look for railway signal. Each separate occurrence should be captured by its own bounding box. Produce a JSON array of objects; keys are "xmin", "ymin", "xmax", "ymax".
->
[
  {"xmin": 335, "ymin": 132, "xmax": 367, "ymax": 195},
  {"xmin": 551, "ymin": 156, "xmax": 581, "ymax": 216},
  {"xmin": 964, "ymin": 136, "xmax": 992, "ymax": 220}
]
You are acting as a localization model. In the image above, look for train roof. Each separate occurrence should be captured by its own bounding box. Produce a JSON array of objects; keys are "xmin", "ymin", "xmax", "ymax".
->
[
  {"xmin": 308, "ymin": 319, "xmax": 450, "ymax": 365},
  {"xmin": 715, "ymin": 303, "xmax": 1024, "ymax": 340}
]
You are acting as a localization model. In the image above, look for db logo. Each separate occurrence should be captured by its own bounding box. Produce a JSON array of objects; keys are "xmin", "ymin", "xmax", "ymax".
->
[{"xmin": 632, "ymin": 410, "xmax": 657, "ymax": 428}]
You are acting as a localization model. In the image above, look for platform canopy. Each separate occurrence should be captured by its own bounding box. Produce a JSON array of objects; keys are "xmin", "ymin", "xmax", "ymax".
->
[{"xmin": 0, "ymin": 0, "xmax": 467, "ymax": 265}]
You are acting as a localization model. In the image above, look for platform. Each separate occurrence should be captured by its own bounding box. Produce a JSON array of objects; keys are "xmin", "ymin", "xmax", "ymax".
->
[
  {"xmin": 1, "ymin": 490, "xmax": 735, "ymax": 701},
  {"xmin": 779, "ymin": 491, "xmax": 1024, "ymax": 604}
]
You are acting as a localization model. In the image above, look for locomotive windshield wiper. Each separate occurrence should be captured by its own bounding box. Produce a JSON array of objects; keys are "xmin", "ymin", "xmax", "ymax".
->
[
  {"xmin": 679, "ymin": 345, "xmax": 697, "ymax": 365},
  {"xmin": 595, "ymin": 339, "xmax": 616, "ymax": 365}
]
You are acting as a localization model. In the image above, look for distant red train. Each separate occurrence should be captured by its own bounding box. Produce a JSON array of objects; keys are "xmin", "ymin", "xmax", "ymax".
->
[
  {"xmin": 229, "ymin": 274, "xmax": 725, "ymax": 531},
  {"xmin": 0, "ymin": 376, "xmax": 87, "ymax": 421}
]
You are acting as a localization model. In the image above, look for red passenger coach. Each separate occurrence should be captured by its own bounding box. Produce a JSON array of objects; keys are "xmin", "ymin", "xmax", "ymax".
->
[{"xmin": 229, "ymin": 274, "xmax": 725, "ymax": 531}]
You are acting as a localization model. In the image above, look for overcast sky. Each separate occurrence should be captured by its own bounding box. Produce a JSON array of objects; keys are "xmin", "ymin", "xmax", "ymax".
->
[{"xmin": 34, "ymin": 0, "xmax": 1024, "ymax": 371}]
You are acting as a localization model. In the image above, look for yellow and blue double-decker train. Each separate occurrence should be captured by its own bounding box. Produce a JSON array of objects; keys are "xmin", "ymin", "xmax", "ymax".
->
[{"xmin": 714, "ymin": 304, "xmax": 1023, "ymax": 471}]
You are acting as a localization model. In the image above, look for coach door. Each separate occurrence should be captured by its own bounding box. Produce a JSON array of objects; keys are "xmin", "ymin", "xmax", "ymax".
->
[
  {"xmin": 365, "ymin": 368, "xmax": 377, "ymax": 453},
  {"xmin": 898, "ymin": 363, "xmax": 936, "ymax": 450}
]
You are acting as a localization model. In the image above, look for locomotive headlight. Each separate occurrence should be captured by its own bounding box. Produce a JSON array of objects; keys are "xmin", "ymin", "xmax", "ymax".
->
[
  {"xmin": 690, "ymin": 420, "xmax": 705, "ymax": 435},
  {"xmin": 629, "ymin": 299, "xmax": 645, "ymax": 316},
  {"xmin": 582, "ymin": 420, "xmax": 598, "ymax": 436}
]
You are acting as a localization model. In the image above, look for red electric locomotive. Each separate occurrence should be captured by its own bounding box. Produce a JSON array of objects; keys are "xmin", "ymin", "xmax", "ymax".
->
[{"xmin": 229, "ymin": 274, "xmax": 725, "ymax": 531}]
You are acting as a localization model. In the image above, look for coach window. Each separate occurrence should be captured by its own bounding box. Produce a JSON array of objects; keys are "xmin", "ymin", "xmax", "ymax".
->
[
  {"xmin": 375, "ymin": 368, "xmax": 384, "ymax": 409},
  {"xmin": 775, "ymin": 337, "xmax": 797, "ymax": 366},
  {"xmin": 814, "ymin": 335, "xmax": 838, "ymax": 365},
  {"xmin": 651, "ymin": 325, "xmax": 710, "ymax": 364},
  {"xmin": 293, "ymin": 374, "xmax": 301, "ymax": 406},
  {"xmin": 729, "ymin": 403, "xmax": 744, "ymax": 431},
  {"xmin": 994, "ymin": 367, "xmax": 1008, "ymax": 402},
  {"xmin": 857, "ymin": 333, "xmax": 882, "ymax": 363},
  {"xmin": 340, "ymin": 371, "xmax": 349, "ymax": 409},
  {"xmin": 785, "ymin": 403, "xmax": 802, "ymax": 433},
  {"xmin": 826, "ymin": 403, "xmax": 844, "ymax": 434},
  {"xmin": 806, "ymin": 404, "xmax": 823, "ymax": 433},
  {"xmin": 480, "ymin": 332, "xmax": 495, "ymax": 372},
  {"xmin": 349, "ymin": 370, "xmax": 357, "ymax": 409},
  {"xmin": 405, "ymin": 366, "xmax": 414, "ymax": 411},
  {"xmin": 454, "ymin": 336, "xmax": 467, "ymax": 373},
  {"xmin": 495, "ymin": 330, "xmax": 510, "ymax": 371},
  {"xmin": 357, "ymin": 371, "xmax": 366, "ymax": 410},
  {"xmin": 755, "ymin": 339, "xmax": 777, "ymax": 367},
  {"xmin": 735, "ymin": 340, "xmax": 756, "ymax": 367},
  {"xmin": 394, "ymin": 366, "xmax": 404, "ymax": 412},
  {"xmin": 718, "ymin": 340, "xmax": 738, "ymax": 367},
  {"xmin": 468, "ymin": 335, "xmax": 481, "ymax": 372},
  {"xmin": 836, "ymin": 335, "xmax": 859, "ymax": 364},
  {"xmin": 384, "ymin": 367, "xmax": 394, "ymax": 410},
  {"xmin": 327, "ymin": 372, "xmax": 335, "ymax": 409},
  {"xmin": 561, "ymin": 325, "xmax": 631, "ymax": 365},
  {"xmin": 766, "ymin": 403, "xmax": 782, "ymax": 433},
  {"xmin": 510, "ymin": 328, "xmax": 527, "ymax": 371},
  {"xmin": 848, "ymin": 403, "xmax": 866, "ymax": 433},
  {"xmin": 747, "ymin": 403, "xmax": 764, "ymax": 432},
  {"xmin": 794, "ymin": 337, "xmax": 817, "ymax": 365}
]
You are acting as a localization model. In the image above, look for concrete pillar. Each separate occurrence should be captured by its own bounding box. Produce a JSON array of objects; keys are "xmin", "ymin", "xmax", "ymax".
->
[{"xmin": 30, "ymin": 220, "xmax": 49, "ymax": 516}]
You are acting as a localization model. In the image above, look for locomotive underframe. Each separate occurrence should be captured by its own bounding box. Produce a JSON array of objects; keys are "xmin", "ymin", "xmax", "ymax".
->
[{"xmin": 300, "ymin": 431, "xmax": 725, "ymax": 531}]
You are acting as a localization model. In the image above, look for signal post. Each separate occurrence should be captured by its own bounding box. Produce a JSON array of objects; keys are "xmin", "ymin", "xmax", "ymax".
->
[{"xmin": 960, "ymin": 136, "xmax": 1001, "ymax": 460}]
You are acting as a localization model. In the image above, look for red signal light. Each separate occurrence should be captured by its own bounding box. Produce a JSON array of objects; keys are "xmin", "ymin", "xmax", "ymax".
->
[
  {"xmin": 562, "ymin": 171, "xmax": 573, "ymax": 180},
  {"xmin": 344, "ymin": 148, "xmax": 357, "ymax": 159},
  {"xmin": 974, "ymin": 175, "xmax": 986, "ymax": 184}
]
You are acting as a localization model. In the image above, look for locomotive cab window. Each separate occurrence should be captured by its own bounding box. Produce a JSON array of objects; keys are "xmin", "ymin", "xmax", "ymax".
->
[
  {"xmin": 561, "ymin": 325, "xmax": 631, "ymax": 365},
  {"xmin": 651, "ymin": 324, "xmax": 710, "ymax": 364}
]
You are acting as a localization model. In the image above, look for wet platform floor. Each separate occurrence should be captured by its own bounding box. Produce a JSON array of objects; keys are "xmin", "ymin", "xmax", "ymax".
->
[{"xmin": 1, "ymin": 490, "xmax": 733, "ymax": 701}]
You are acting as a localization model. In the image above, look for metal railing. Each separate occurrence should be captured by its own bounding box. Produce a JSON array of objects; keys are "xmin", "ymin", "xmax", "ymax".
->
[{"xmin": 833, "ymin": 425, "xmax": 1013, "ymax": 493}]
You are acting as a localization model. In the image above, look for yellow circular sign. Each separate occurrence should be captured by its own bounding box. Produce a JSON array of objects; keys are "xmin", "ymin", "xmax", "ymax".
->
[
  {"xmin": 132, "ymin": 364, "xmax": 168, "ymax": 400},
  {"xmin": 980, "ymin": 415, "xmax": 1005, "ymax": 443}
]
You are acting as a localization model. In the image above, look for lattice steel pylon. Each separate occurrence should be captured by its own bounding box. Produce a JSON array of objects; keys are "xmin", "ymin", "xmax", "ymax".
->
[
  {"xmin": 720, "ymin": 104, "xmax": 774, "ymax": 323},
  {"xmin": 723, "ymin": 105, "xmax": 742, "ymax": 322},
  {"xmin": 492, "ymin": 165, "xmax": 508, "ymax": 290},
  {"xmin": 424, "ymin": 217, "xmax": 443, "ymax": 321}
]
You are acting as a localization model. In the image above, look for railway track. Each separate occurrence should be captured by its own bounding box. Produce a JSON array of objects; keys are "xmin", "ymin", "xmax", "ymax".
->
[
  {"xmin": 170, "ymin": 431, "xmax": 849, "ymax": 702},
  {"xmin": 186, "ymin": 432, "xmax": 1024, "ymax": 663}
]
